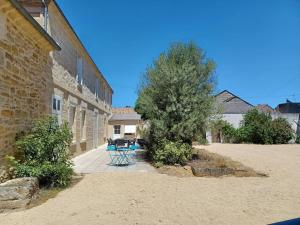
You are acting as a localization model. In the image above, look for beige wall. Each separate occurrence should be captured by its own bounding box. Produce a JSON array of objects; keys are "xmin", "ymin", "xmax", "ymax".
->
[
  {"xmin": 0, "ymin": 0, "xmax": 113, "ymax": 162},
  {"xmin": 45, "ymin": 2, "xmax": 112, "ymax": 156},
  {"xmin": 0, "ymin": 5, "xmax": 54, "ymax": 162},
  {"xmin": 108, "ymin": 120, "xmax": 143, "ymax": 139}
]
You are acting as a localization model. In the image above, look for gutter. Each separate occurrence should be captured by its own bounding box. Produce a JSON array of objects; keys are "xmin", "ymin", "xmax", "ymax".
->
[
  {"xmin": 9, "ymin": 0, "xmax": 61, "ymax": 51},
  {"xmin": 42, "ymin": 0, "xmax": 48, "ymax": 31}
]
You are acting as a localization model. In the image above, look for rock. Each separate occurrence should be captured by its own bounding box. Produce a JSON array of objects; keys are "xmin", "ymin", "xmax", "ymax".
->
[
  {"xmin": 0, "ymin": 167, "xmax": 9, "ymax": 184},
  {"xmin": 0, "ymin": 177, "xmax": 39, "ymax": 210}
]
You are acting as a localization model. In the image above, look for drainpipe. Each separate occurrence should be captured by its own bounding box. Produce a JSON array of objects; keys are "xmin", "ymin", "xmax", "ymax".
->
[{"xmin": 42, "ymin": 0, "xmax": 48, "ymax": 31}]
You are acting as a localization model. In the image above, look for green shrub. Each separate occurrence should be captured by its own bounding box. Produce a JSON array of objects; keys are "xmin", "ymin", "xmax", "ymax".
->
[
  {"xmin": 153, "ymin": 141, "xmax": 192, "ymax": 165},
  {"xmin": 210, "ymin": 119, "xmax": 237, "ymax": 143},
  {"xmin": 14, "ymin": 162, "xmax": 73, "ymax": 187},
  {"xmin": 210, "ymin": 111, "xmax": 294, "ymax": 145},
  {"xmin": 9, "ymin": 116, "xmax": 73, "ymax": 187},
  {"xmin": 234, "ymin": 110, "xmax": 294, "ymax": 144},
  {"xmin": 270, "ymin": 118, "xmax": 294, "ymax": 144},
  {"xmin": 221, "ymin": 122, "xmax": 237, "ymax": 143},
  {"xmin": 296, "ymin": 136, "xmax": 300, "ymax": 144},
  {"xmin": 239, "ymin": 109, "xmax": 273, "ymax": 144},
  {"xmin": 195, "ymin": 134, "xmax": 208, "ymax": 145}
]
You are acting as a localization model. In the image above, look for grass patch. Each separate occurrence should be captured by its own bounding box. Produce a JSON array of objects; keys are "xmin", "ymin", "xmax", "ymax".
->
[
  {"xmin": 157, "ymin": 148, "xmax": 268, "ymax": 178},
  {"xmin": 189, "ymin": 148, "xmax": 268, "ymax": 177}
]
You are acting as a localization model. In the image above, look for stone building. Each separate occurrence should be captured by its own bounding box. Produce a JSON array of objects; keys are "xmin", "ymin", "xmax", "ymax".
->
[{"xmin": 0, "ymin": 0, "xmax": 113, "ymax": 163}]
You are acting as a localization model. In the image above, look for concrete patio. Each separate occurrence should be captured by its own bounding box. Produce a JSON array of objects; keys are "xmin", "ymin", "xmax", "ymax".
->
[{"xmin": 72, "ymin": 144, "xmax": 157, "ymax": 174}]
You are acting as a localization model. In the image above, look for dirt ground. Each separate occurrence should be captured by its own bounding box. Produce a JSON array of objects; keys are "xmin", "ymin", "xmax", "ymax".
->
[{"xmin": 1, "ymin": 144, "xmax": 300, "ymax": 225}]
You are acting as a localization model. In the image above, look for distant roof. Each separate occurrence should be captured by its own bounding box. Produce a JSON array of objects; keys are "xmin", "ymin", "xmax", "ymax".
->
[
  {"xmin": 112, "ymin": 107, "xmax": 136, "ymax": 114},
  {"xmin": 276, "ymin": 100, "xmax": 300, "ymax": 113},
  {"xmin": 256, "ymin": 104, "xmax": 275, "ymax": 114},
  {"xmin": 215, "ymin": 90, "xmax": 254, "ymax": 114},
  {"xmin": 109, "ymin": 113, "xmax": 141, "ymax": 121}
]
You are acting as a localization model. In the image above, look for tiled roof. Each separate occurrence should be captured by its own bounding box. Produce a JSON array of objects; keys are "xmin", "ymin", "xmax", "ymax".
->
[
  {"xmin": 276, "ymin": 102, "xmax": 300, "ymax": 113},
  {"xmin": 256, "ymin": 104, "xmax": 275, "ymax": 114},
  {"xmin": 112, "ymin": 107, "xmax": 136, "ymax": 114},
  {"xmin": 215, "ymin": 90, "xmax": 254, "ymax": 114},
  {"xmin": 109, "ymin": 113, "xmax": 141, "ymax": 121}
]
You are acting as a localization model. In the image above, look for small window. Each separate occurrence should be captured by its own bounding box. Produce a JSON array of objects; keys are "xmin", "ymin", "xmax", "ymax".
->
[
  {"xmin": 52, "ymin": 95, "xmax": 62, "ymax": 124},
  {"xmin": 114, "ymin": 125, "xmax": 121, "ymax": 135},
  {"xmin": 76, "ymin": 56, "xmax": 83, "ymax": 85},
  {"xmin": 53, "ymin": 98, "xmax": 57, "ymax": 110}
]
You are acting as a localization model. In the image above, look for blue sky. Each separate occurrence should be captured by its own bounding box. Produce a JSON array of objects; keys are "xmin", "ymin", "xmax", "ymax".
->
[{"xmin": 56, "ymin": 0, "xmax": 300, "ymax": 108}]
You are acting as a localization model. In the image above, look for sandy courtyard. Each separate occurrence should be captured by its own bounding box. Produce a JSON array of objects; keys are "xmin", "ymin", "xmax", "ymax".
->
[{"xmin": 1, "ymin": 144, "xmax": 300, "ymax": 225}]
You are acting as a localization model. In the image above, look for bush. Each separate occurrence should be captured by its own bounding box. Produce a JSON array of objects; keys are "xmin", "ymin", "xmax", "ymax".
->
[
  {"xmin": 296, "ymin": 136, "xmax": 300, "ymax": 144},
  {"xmin": 9, "ymin": 116, "xmax": 73, "ymax": 187},
  {"xmin": 221, "ymin": 122, "xmax": 237, "ymax": 143},
  {"xmin": 270, "ymin": 118, "xmax": 294, "ymax": 144},
  {"xmin": 194, "ymin": 134, "xmax": 208, "ymax": 145},
  {"xmin": 210, "ymin": 111, "xmax": 295, "ymax": 144},
  {"xmin": 153, "ymin": 141, "xmax": 192, "ymax": 165},
  {"xmin": 239, "ymin": 109, "xmax": 273, "ymax": 144},
  {"xmin": 210, "ymin": 120, "xmax": 237, "ymax": 143},
  {"xmin": 232, "ymin": 109, "xmax": 294, "ymax": 144}
]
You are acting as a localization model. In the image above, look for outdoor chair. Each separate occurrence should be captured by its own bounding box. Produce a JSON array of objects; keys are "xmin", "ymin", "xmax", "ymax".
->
[{"xmin": 106, "ymin": 138, "xmax": 137, "ymax": 166}]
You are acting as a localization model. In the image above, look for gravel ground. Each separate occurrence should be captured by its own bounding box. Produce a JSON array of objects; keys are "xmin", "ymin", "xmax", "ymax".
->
[{"xmin": 1, "ymin": 144, "xmax": 300, "ymax": 225}]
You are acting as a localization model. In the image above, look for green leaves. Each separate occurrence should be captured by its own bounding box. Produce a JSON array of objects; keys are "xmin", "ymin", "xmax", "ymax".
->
[
  {"xmin": 11, "ymin": 116, "xmax": 73, "ymax": 187},
  {"xmin": 135, "ymin": 42, "xmax": 216, "ymax": 164},
  {"xmin": 213, "ymin": 110, "xmax": 295, "ymax": 144}
]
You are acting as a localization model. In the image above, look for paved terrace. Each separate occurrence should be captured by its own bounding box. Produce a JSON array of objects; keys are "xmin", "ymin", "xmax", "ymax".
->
[{"xmin": 72, "ymin": 144, "xmax": 157, "ymax": 174}]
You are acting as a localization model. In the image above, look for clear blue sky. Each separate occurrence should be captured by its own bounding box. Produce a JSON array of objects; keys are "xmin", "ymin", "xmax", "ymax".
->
[{"xmin": 56, "ymin": 0, "xmax": 300, "ymax": 108}]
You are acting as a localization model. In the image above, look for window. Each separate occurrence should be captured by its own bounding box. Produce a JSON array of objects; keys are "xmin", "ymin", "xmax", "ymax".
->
[
  {"xmin": 80, "ymin": 109, "xmax": 86, "ymax": 141},
  {"xmin": 114, "ymin": 125, "xmax": 121, "ymax": 135},
  {"xmin": 124, "ymin": 125, "xmax": 136, "ymax": 134},
  {"xmin": 95, "ymin": 77, "xmax": 99, "ymax": 99},
  {"xmin": 104, "ymin": 87, "xmax": 108, "ymax": 103},
  {"xmin": 101, "ymin": 82, "xmax": 105, "ymax": 100},
  {"xmin": 109, "ymin": 92, "xmax": 112, "ymax": 105},
  {"xmin": 68, "ymin": 105, "xmax": 76, "ymax": 141},
  {"xmin": 52, "ymin": 95, "xmax": 62, "ymax": 124},
  {"xmin": 76, "ymin": 56, "xmax": 83, "ymax": 85}
]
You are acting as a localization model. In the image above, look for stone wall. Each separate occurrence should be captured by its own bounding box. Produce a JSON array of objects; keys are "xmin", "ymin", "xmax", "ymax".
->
[
  {"xmin": 0, "ymin": 0, "xmax": 114, "ymax": 162},
  {"xmin": 45, "ymin": 2, "xmax": 112, "ymax": 155},
  {"xmin": 0, "ymin": 9, "xmax": 53, "ymax": 163}
]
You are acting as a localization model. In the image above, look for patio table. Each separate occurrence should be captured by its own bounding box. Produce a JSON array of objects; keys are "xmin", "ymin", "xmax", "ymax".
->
[{"xmin": 107, "ymin": 142, "xmax": 137, "ymax": 166}]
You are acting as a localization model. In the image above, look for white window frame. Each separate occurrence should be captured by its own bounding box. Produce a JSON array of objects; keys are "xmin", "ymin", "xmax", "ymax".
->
[
  {"xmin": 52, "ymin": 95, "xmax": 62, "ymax": 124},
  {"xmin": 76, "ymin": 56, "xmax": 83, "ymax": 85}
]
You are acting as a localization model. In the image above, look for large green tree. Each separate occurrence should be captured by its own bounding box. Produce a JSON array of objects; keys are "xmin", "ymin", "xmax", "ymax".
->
[{"xmin": 135, "ymin": 42, "xmax": 216, "ymax": 160}]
